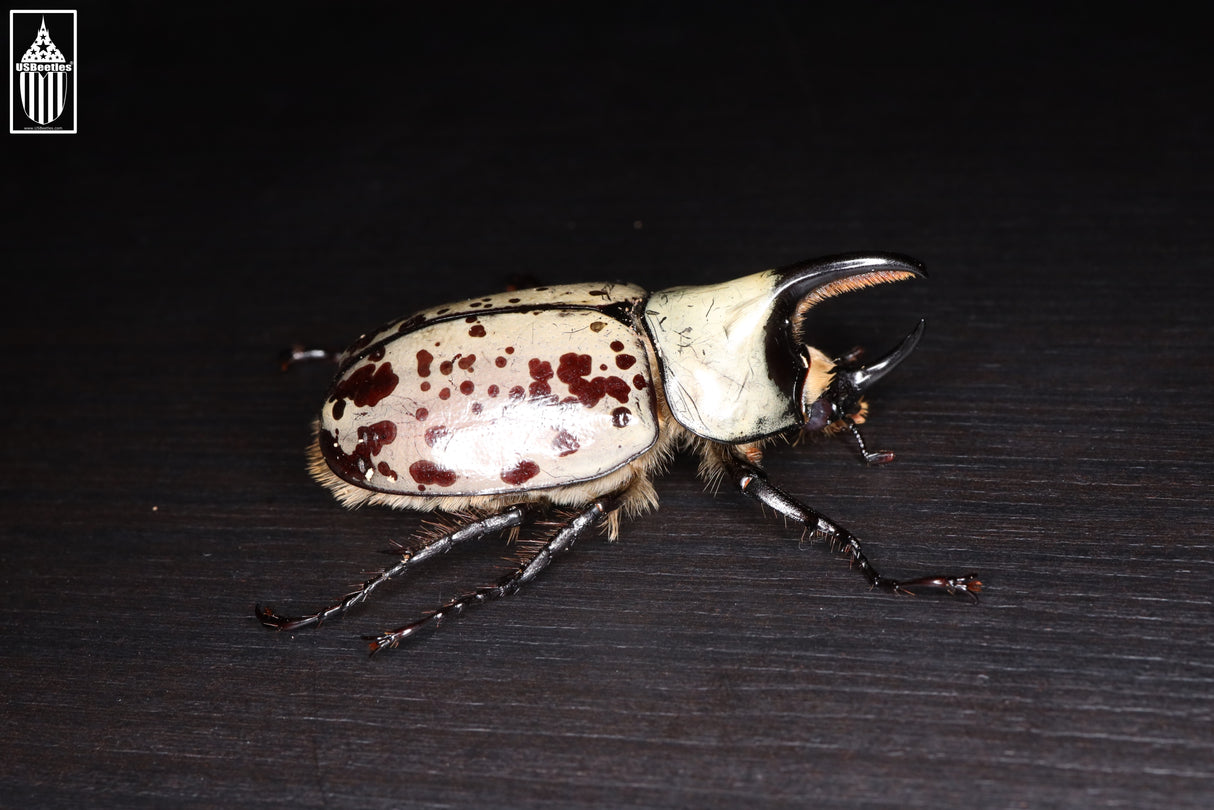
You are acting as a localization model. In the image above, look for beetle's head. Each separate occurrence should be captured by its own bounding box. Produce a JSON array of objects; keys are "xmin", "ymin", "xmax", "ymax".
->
[
  {"xmin": 770, "ymin": 253, "xmax": 926, "ymax": 437},
  {"xmin": 798, "ymin": 319, "xmax": 925, "ymax": 435},
  {"xmin": 642, "ymin": 252, "xmax": 926, "ymax": 444}
]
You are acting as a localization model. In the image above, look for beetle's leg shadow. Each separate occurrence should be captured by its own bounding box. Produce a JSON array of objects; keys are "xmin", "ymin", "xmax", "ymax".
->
[
  {"xmin": 721, "ymin": 453, "xmax": 981, "ymax": 599},
  {"xmin": 255, "ymin": 505, "xmax": 532, "ymax": 633},
  {"xmin": 364, "ymin": 493, "xmax": 621, "ymax": 654}
]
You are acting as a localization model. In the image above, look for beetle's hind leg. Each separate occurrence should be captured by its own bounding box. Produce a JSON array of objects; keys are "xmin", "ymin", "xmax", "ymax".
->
[
  {"xmin": 719, "ymin": 452, "xmax": 981, "ymax": 599},
  {"xmin": 366, "ymin": 493, "xmax": 621, "ymax": 654},
  {"xmin": 255, "ymin": 505, "xmax": 532, "ymax": 633}
]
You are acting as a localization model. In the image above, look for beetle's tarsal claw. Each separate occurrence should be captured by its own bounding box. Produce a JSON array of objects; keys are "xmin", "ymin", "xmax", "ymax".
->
[
  {"xmin": 892, "ymin": 574, "xmax": 983, "ymax": 601},
  {"xmin": 848, "ymin": 423, "xmax": 895, "ymax": 465},
  {"xmin": 255, "ymin": 604, "xmax": 319, "ymax": 632}
]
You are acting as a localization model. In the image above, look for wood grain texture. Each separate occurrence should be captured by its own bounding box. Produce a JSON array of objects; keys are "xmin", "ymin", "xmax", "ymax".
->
[{"xmin": 2, "ymin": 4, "xmax": 1210, "ymax": 808}]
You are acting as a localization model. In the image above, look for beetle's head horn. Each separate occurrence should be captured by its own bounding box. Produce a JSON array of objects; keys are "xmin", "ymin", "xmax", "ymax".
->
[
  {"xmin": 773, "ymin": 253, "xmax": 927, "ymax": 433},
  {"xmin": 772, "ymin": 252, "xmax": 926, "ymax": 341},
  {"xmin": 641, "ymin": 252, "xmax": 926, "ymax": 443},
  {"xmin": 801, "ymin": 319, "xmax": 925, "ymax": 432}
]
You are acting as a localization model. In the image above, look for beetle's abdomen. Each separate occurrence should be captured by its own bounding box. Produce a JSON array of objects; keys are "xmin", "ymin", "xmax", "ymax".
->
[{"xmin": 319, "ymin": 308, "xmax": 659, "ymax": 497}]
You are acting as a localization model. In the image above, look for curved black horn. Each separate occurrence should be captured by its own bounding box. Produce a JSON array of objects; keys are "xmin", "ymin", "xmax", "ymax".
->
[
  {"xmin": 841, "ymin": 319, "xmax": 926, "ymax": 392},
  {"xmin": 772, "ymin": 252, "xmax": 927, "ymax": 319}
]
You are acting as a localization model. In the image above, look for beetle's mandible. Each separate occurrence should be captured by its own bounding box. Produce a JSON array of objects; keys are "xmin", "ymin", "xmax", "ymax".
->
[{"xmin": 257, "ymin": 252, "xmax": 980, "ymax": 652}]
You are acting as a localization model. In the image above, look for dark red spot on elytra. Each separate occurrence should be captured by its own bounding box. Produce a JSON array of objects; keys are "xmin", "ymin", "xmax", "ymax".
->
[
  {"xmin": 471, "ymin": 402, "xmax": 483, "ymax": 414},
  {"xmin": 605, "ymin": 376, "xmax": 630, "ymax": 403},
  {"xmin": 417, "ymin": 349, "xmax": 437, "ymax": 378},
  {"xmin": 439, "ymin": 358, "xmax": 455, "ymax": 375},
  {"xmin": 553, "ymin": 429, "xmax": 580, "ymax": 457},
  {"xmin": 505, "ymin": 346, "xmax": 515, "ymax": 354},
  {"xmin": 458, "ymin": 354, "xmax": 476, "ymax": 371},
  {"xmin": 376, "ymin": 461, "xmax": 397, "ymax": 479},
  {"xmin": 424, "ymin": 425, "xmax": 450, "ymax": 447},
  {"xmin": 501, "ymin": 460, "xmax": 540, "ymax": 486},
  {"xmin": 439, "ymin": 388, "xmax": 451, "ymax": 400},
  {"xmin": 633, "ymin": 374, "xmax": 647, "ymax": 390},
  {"xmin": 610, "ymin": 340, "xmax": 625, "ymax": 352},
  {"xmin": 488, "ymin": 384, "xmax": 500, "ymax": 397},
  {"xmin": 420, "ymin": 381, "xmax": 431, "ymax": 391},
  {"xmin": 612, "ymin": 407, "xmax": 632, "ymax": 428},
  {"xmin": 509, "ymin": 385, "xmax": 525, "ymax": 400},
  {"xmin": 615, "ymin": 354, "xmax": 636, "ymax": 370},
  {"xmin": 528, "ymin": 358, "xmax": 553, "ymax": 398},
  {"xmin": 529, "ymin": 358, "xmax": 553, "ymax": 379},
  {"xmin": 415, "ymin": 407, "xmax": 428, "ymax": 421},
  {"xmin": 358, "ymin": 420, "xmax": 397, "ymax": 454},
  {"xmin": 465, "ymin": 316, "xmax": 478, "ymax": 323},
  {"xmin": 319, "ymin": 425, "xmax": 398, "ymax": 488},
  {"xmin": 469, "ymin": 324, "xmax": 487, "ymax": 337},
  {"xmin": 460, "ymin": 380, "xmax": 474, "ymax": 395},
  {"xmin": 319, "ymin": 428, "xmax": 366, "ymax": 483},
  {"xmin": 331, "ymin": 362, "xmax": 399, "ymax": 410},
  {"xmin": 556, "ymin": 352, "xmax": 631, "ymax": 408},
  {"xmin": 557, "ymin": 353, "xmax": 593, "ymax": 381},
  {"xmin": 409, "ymin": 460, "xmax": 458, "ymax": 487},
  {"xmin": 332, "ymin": 398, "xmax": 346, "ymax": 420},
  {"xmin": 495, "ymin": 356, "xmax": 507, "ymax": 368}
]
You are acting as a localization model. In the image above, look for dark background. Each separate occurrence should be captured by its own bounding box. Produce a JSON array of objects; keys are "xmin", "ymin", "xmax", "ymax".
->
[{"xmin": 3, "ymin": 3, "xmax": 1211, "ymax": 808}]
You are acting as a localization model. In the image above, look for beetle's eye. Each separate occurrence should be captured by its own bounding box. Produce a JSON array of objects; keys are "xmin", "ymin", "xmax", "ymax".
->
[{"xmin": 804, "ymin": 398, "xmax": 833, "ymax": 433}]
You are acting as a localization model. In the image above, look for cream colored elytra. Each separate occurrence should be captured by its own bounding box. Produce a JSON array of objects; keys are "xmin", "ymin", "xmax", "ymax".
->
[{"xmin": 310, "ymin": 255, "xmax": 922, "ymax": 537}]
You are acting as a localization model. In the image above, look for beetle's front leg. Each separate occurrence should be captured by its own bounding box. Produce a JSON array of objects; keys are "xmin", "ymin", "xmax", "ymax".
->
[
  {"xmin": 720, "ymin": 453, "xmax": 980, "ymax": 599},
  {"xmin": 366, "ymin": 493, "xmax": 621, "ymax": 653},
  {"xmin": 255, "ymin": 504, "xmax": 533, "ymax": 632},
  {"xmin": 844, "ymin": 420, "xmax": 896, "ymax": 466}
]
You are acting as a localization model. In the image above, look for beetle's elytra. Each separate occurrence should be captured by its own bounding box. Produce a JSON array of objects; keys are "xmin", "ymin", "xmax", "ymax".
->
[{"xmin": 258, "ymin": 252, "xmax": 980, "ymax": 653}]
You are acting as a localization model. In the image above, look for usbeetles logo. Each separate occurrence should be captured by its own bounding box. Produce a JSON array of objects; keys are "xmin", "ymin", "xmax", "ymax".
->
[{"xmin": 10, "ymin": 10, "xmax": 76, "ymax": 133}]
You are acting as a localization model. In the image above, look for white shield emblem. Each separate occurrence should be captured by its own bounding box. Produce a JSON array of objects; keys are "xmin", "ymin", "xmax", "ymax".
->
[{"xmin": 18, "ymin": 17, "xmax": 69, "ymax": 126}]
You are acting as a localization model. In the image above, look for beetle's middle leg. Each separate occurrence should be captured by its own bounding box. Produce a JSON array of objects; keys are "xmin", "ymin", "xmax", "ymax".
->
[
  {"xmin": 366, "ymin": 493, "xmax": 621, "ymax": 653},
  {"xmin": 718, "ymin": 452, "xmax": 981, "ymax": 599},
  {"xmin": 255, "ymin": 504, "xmax": 532, "ymax": 632}
]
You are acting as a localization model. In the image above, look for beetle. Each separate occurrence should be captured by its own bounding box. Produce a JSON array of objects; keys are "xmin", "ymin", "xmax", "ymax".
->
[{"xmin": 257, "ymin": 252, "xmax": 980, "ymax": 652}]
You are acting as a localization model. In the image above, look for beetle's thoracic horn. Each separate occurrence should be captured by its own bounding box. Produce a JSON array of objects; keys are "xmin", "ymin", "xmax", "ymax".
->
[
  {"xmin": 772, "ymin": 252, "xmax": 927, "ymax": 328},
  {"xmin": 841, "ymin": 318, "xmax": 926, "ymax": 393}
]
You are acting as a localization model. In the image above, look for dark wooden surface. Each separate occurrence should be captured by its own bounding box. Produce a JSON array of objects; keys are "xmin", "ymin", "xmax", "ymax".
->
[{"xmin": 3, "ymin": 4, "xmax": 1211, "ymax": 808}]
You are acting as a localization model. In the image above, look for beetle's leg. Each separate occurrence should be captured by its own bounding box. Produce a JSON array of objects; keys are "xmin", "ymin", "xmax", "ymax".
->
[
  {"xmin": 721, "ymin": 454, "xmax": 980, "ymax": 599},
  {"xmin": 366, "ymin": 493, "xmax": 620, "ymax": 653},
  {"xmin": 279, "ymin": 344, "xmax": 339, "ymax": 370},
  {"xmin": 255, "ymin": 504, "xmax": 531, "ymax": 632},
  {"xmin": 845, "ymin": 420, "xmax": 896, "ymax": 465}
]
